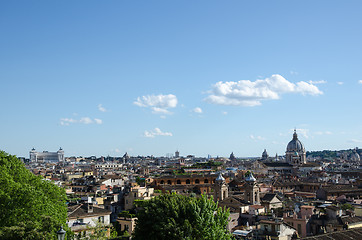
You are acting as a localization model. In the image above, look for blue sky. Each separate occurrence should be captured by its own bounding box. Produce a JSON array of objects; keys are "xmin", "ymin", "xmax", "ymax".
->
[{"xmin": 1, "ymin": 1, "xmax": 362, "ymax": 158}]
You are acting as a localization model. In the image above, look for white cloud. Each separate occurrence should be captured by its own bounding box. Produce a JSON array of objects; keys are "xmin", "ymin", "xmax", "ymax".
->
[
  {"xmin": 290, "ymin": 71, "xmax": 298, "ymax": 75},
  {"xmin": 79, "ymin": 117, "xmax": 93, "ymax": 124},
  {"xmin": 60, "ymin": 118, "xmax": 77, "ymax": 126},
  {"xmin": 337, "ymin": 82, "xmax": 344, "ymax": 85},
  {"xmin": 60, "ymin": 117, "xmax": 103, "ymax": 126},
  {"xmin": 222, "ymin": 111, "xmax": 228, "ymax": 115},
  {"xmin": 315, "ymin": 131, "xmax": 332, "ymax": 135},
  {"xmin": 98, "ymin": 104, "xmax": 107, "ymax": 112},
  {"xmin": 308, "ymin": 80, "xmax": 327, "ymax": 84},
  {"xmin": 204, "ymin": 74, "xmax": 323, "ymax": 107},
  {"xmin": 134, "ymin": 94, "xmax": 177, "ymax": 114},
  {"xmin": 358, "ymin": 80, "xmax": 362, "ymax": 84},
  {"xmin": 293, "ymin": 128, "xmax": 309, "ymax": 139},
  {"xmin": 94, "ymin": 119, "xmax": 103, "ymax": 124},
  {"xmin": 144, "ymin": 128, "xmax": 173, "ymax": 138},
  {"xmin": 192, "ymin": 107, "xmax": 203, "ymax": 114},
  {"xmin": 348, "ymin": 139, "xmax": 362, "ymax": 143},
  {"xmin": 250, "ymin": 135, "xmax": 266, "ymax": 141}
]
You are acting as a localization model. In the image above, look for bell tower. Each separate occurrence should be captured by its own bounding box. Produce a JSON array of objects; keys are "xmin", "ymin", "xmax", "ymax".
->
[
  {"xmin": 244, "ymin": 172, "xmax": 260, "ymax": 204},
  {"xmin": 214, "ymin": 173, "xmax": 228, "ymax": 201}
]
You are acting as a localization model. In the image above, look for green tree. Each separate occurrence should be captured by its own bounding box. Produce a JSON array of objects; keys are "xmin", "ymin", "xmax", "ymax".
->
[
  {"xmin": 135, "ymin": 176, "xmax": 146, "ymax": 187},
  {"xmin": 81, "ymin": 220, "xmax": 117, "ymax": 240},
  {"xmin": 341, "ymin": 203, "xmax": 354, "ymax": 211},
  {"xmin": 0, "ymin": 151, "xmax": 71, "ymax": 239},
  {"xmin": 133, "ymin": 194, "xmax": 233, "ymax": 240}
]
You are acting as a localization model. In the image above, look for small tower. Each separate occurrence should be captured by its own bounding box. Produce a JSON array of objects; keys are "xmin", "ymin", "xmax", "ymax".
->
[
  {"xmin": 57, "ymin": 147, "xmax": 64, "ymax": 162},
  {"xmin": 30, "ymin": 148, "xmax": 37, "ymax": 162},
  {"xmin": 175, "ymin": 150, "xmax": 180, "ymax": 158},
  {"xmin": 214, "ymin": 173, "xmax": 228, "ymax": 201},
  {"xmin": 244, "ymin": 172, "xmax": 260, "ymax": 205}
]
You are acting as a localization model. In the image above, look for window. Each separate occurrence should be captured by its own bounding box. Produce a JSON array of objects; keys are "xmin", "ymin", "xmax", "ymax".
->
[
  {"xmin": 204, "ymin": 179, "xmax": 209, "ymax": 184},
  {"xmin": 98, "ymin": 216, "xmax": 104, "ymax": 223},
  {"xmin": 160, "ymin": 180, "xmax": 164, "ymax": 184},
  {"xmin": 186, "ymin": 179, "xmax": 191, "ymax": 184},
  {"xmin": 195, "ymin": 179, "xmax": 200, "ymax": 184},
  {"xmin": 177, "ymin": 180, "xmax": 181, "ymax": 184},
  {"xmin": 298, "ymin": 224, "xmax": 302, "ymax": 234},
  {"xmin": 167, "ymin": 180, "xmax": 172, "ymax": 185}
]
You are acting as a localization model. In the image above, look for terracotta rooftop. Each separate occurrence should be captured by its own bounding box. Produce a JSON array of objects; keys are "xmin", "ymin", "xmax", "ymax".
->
[{"xmin": 301, "ymin": 227, "xmax": 362, "ymax": 240}]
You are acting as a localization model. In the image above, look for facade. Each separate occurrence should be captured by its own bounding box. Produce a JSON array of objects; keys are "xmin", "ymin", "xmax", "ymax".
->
[
  {"xmin": 261, "ymin": 193, "xmax": 283, "ymax": 211},
  {"xmin": 117, "ymin": 217, "xmax": 137, "ymax": 237},
  {"xmin": 316, "ymin": 185, "xmax": 362, "ymax": 201},
  {"xmin": 124, "ymin": 186, "xmax": 154, "ymax": 210},
  {"xmin": 95, "ymin": 163, "xmax": 123, "ymax": 172},
  {"xmin": 286, "ymin": 130, "xmax": 306, "ymax": 166},
  {"xmin": 29, "ymin": 147, "xmax": 64, "ymax": 162},
  {"xmin": 258, "ymin": 220, "xmax": 297, "ymax": 240},
  {"xmin": 283, "ymin": 205, "xmax": 315, "ymax": 238},
  {"xmin": 153, "ymin": 174, "xmax": 219, "ymax": 195}
]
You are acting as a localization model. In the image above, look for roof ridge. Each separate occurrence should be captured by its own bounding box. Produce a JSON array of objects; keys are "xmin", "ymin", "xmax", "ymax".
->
[{"xmin": 69, "ymin": 203, "xmax": 83, "ymax": 216}]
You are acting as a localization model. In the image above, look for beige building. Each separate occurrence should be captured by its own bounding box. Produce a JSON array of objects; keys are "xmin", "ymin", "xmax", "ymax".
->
[
  {"xmin": 117, "ymin": 216, "xmax": 137, "ymax": 237},
  {"xmin": 124, "ymin": 186, "xmax": 154, "ymax": 210},
  {"xmin": 258, "ymin": 220, "xmax": 297, "ymax": 240}
]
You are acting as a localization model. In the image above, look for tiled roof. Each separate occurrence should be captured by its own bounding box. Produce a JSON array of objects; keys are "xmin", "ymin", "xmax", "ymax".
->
[
  {"xmin": 261, "ymin": 193, "xmax": 278, "ymax": 202},
  {"xmin": 301, "ymin": 227, "xmax": 362, "ymax": 240},
  {"xmin": 68, "ymin": 204, "xmax": 111, "ymax": 219}
]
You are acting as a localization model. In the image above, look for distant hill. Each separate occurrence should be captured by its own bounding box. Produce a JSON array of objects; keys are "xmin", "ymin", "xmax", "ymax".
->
[{"xmin": 306, "ymin": 148, "xmax": 361, "ymax": 159}]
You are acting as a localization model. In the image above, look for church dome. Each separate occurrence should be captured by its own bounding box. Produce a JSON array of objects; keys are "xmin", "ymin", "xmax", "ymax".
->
[
  {"xmin": 350, "ymin": 149, "xmax": 361, "ymax": 161},
  {"xmin": 216, "ymin": 173, "xmax": 225, "ymax": 181},
  {"xmin": 286, "ymin": 130, "xmax": 305, "ymax": 152},
  {"xmin": 245, "ymin": 172, "xmax": 256, "ymax": 182}
]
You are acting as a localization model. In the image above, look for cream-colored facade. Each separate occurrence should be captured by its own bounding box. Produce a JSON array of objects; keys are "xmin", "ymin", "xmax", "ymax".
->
[
  {"xmin": 124, "ymin": 186, "xmax": 154, "ymax": 210},
  {"xmin": 117, "ymin": 217, "xmax": 137, "ymax": 237}
]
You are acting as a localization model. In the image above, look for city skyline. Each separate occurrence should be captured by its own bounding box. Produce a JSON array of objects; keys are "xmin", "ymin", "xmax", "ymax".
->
[{"xmin": 1, "ymin": 1, "xmax": 362, "ymax": 158}]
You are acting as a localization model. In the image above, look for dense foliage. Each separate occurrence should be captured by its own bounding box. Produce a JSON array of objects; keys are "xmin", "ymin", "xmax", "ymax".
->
[
  {"xmin": 0, "ymin": 151, "xmax": 69, "ymax": 239},
  {"xmin": 133, "ymin": 194, "xmax": 233, "ymax": 240},
  {"xmin": 306, "ymin": 148, "xmax": 362, "ymax": 159},
  {"xmin": 192, "ymin": 160, "xmax": 223, "ymax": 168},
  {"xmin": 306, "ymin": 150, "xmax": 338, "ymax": 159}
]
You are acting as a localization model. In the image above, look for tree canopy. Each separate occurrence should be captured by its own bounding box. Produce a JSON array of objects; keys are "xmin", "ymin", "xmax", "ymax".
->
[
  {"xmin": 0, "ymin": 150, "xmax": 69, "ymax": 239},
  {"xmin": 133, "ymin": 194, "xmax": 233, "ymax": 240}
]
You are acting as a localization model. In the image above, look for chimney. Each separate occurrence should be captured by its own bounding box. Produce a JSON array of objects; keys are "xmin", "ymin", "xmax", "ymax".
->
[{"xmin": 87, "ymin": 203, "xmax": 93, "ymax": 213}]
